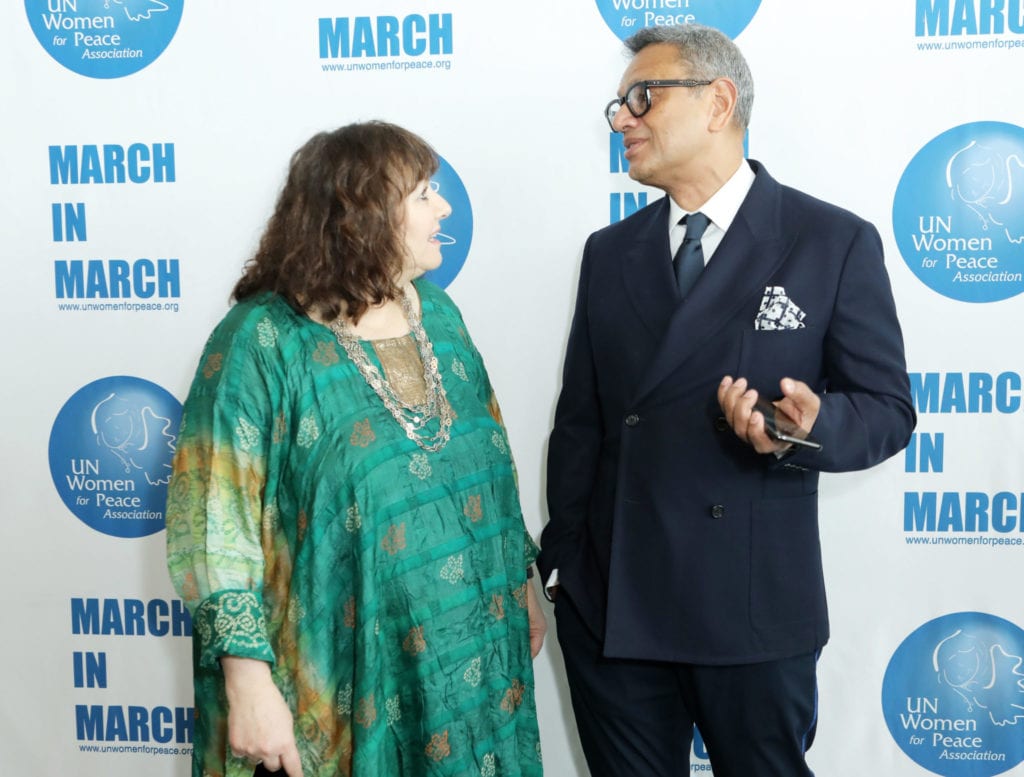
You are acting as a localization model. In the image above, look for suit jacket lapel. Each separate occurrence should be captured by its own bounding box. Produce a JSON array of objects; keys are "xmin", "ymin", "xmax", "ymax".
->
[
  {"xmin": 632, "ymin": 163, "xmax": 798, "ymax": 404},
  {"xmin": 620, "ymin": 198, "xmax": 678, "ymax": 338}
]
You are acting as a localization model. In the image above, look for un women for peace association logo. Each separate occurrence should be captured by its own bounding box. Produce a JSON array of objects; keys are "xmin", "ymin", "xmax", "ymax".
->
[
  {"xmin": 593, "ymin": 0, "xmax": 761, "ymax": 41},
  {"xmin": 49, "ymin": 376, "xmax": 181, "ymax": 538},
  {"xmin": 893, "ymin": 122, "xmax": 1024, "ymax": 303},
  {"xmin": 882, "ymin": 612, "xmax": 1024, "ymax": 776},
  {"xmin": 25, "ymin": 0, "xmax": 183, "ymax": 78}
]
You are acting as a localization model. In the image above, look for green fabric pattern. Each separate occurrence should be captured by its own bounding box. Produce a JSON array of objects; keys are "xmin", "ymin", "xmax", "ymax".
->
[{"xmin": 166, "ymin": 281, "xmax": 542, "ymax": 777}]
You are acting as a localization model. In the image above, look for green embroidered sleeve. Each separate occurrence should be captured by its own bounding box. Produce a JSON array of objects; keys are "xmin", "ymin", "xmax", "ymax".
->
[
  {"xmin": 193, "ymin": 591, "xmax": 274, "ymax": 668},
  {"xmin": 166, "ymin": 302, "xmax": 281, "ymax": 669}
]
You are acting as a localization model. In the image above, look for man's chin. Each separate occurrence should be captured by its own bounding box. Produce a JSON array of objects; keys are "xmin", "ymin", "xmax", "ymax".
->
[{"xmin": 628, "ymin": 167, "xmax": 656, "ymax": 188}]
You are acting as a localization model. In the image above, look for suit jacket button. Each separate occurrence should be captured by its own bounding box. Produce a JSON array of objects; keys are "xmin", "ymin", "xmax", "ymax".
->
[
  {"xmin": 711, "ymin": 504, "xmax": 725, "ymax": 519},
  {"xmin": 714, "ymin": 416, "xmax": 729, "ymax": 432},
  {"xmin": 624, "ymin": 414, "xmax": 640, "ymax": 427}
]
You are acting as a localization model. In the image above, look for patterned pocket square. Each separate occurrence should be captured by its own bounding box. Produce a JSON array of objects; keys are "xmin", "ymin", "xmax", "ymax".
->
[{"xmin": 755, "ymin": 286, "xmax": 806, "ymax": 330}]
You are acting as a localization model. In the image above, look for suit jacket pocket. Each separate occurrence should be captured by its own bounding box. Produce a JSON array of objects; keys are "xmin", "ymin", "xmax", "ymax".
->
[
  {"xmin": 749, "ymin": 494, "xmax": 825, "ymax": 630},
  {"xmin": 737, "ymin": 326, "xmax": 823, "ymax": 393}
]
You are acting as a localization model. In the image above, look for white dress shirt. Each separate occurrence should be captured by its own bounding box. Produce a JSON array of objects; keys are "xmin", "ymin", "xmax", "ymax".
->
[{"xmin": 668, "ymin": 159, "xmax": 756, "ymax": 263}]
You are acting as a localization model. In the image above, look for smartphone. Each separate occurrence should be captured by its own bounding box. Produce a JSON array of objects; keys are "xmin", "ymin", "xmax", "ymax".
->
[
  {"xmin": 752, "ymin": 396, "xmax": 822, "ymax": 451},
  {"xmin": 254, "ymin": 765, "xmax": 288, "ymax": 777}
]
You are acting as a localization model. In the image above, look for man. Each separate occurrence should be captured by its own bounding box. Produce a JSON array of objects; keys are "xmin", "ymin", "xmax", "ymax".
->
[{"xmin": 538, "ymin": 24, "xmax": 915, "ymax": 777}]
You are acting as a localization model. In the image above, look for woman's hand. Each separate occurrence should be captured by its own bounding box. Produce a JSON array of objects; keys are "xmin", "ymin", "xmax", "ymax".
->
[
  {"xmin": 525, "ymin": 578, "xmax": 547, "ymax": 658},
  {"xmin": 221, "ymin": 656, "xmax": 304, "ymax": 777}
]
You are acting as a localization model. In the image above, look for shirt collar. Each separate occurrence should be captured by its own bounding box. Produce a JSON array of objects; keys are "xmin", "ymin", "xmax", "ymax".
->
[{"xmin": 667, "ymin": 159, "xmax": 756, "ymax": 234}]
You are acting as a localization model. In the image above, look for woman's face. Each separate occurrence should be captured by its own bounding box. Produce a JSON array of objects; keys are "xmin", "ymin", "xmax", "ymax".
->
[{"xmin": 399, "ymin": 179, "xmax": 451, "ymax": 283}]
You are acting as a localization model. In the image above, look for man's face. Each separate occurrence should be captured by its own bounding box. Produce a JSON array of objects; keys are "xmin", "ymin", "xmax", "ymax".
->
[{"xmin": 611, "ymin": 43, "xmax": 713, "ymax": 193}]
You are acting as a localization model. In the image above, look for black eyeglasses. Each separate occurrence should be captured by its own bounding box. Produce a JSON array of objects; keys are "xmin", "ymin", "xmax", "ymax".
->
[{"xmin": 605, "ymin": 79, "xmax": 714, "ymax": 130}]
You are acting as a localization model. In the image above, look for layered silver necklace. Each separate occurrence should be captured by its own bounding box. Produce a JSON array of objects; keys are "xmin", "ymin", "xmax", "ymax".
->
[{"xmin": 329, "ymin": 292, "xmax": 453, "ymax": 452}]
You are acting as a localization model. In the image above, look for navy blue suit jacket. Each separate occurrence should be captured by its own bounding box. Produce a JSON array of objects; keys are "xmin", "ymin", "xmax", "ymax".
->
[{"xmin": 539, "ymin": 161, "xmax": 915, "ymax": 665}]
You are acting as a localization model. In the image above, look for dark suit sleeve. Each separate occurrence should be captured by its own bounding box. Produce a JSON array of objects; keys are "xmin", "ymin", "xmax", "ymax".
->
[
  {"xmin": 785, "ymin": 220, "xmax": 916, "ymax": 472},
  {"xmin": 539, "ymin": 238, "xmax": 604, "ymax": 581}
]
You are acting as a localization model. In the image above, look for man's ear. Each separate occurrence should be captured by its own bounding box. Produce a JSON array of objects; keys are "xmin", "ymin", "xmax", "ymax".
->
[{"xmin": 707, "ymin": 77, "xmax": 738, "ymax": 133}]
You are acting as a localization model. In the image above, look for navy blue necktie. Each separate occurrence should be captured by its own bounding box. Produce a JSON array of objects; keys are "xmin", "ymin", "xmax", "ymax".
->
[{"xmin": 673, "ymin": 212, "xmax": 710, "ymax": 297}]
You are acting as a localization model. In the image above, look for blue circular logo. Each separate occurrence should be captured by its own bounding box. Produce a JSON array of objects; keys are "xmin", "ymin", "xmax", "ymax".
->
[
  {"xmin": 893, "ymin": 121, "xmax": 1024, "ymax": 303},
  {"xmin": 49, "ymin": 376, "xmax": 181, "ymax": 538},
  {"xmin": 593, "ymin": 0, "xmax": 761, "ymax": 41},
  {"xmin": 423, "ymin": 154, "xmax": 473, "ymax": 289},
  {"xmin": 882, "ymin": 612, "xmax": 1024, "ymax": 776},
  {"xmin": 25, "ymin": 0, "xmax": 183, "ymax": 79}
]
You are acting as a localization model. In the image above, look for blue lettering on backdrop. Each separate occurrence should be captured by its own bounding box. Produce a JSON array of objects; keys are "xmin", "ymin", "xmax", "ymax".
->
[
  {"xmin": 73, "ymin": 650, "xmax": 108, "ymax": 688},
  {"xmin": 904, "ymin": 371, "xmax": 1024, "ymax": 541},
  {"xmin": 55, "ymin": 259, "xmax": 180, "ymax": 299},
  {"xmin": 904, "ymin": 492, "xmax": 1024, "ymax": 533},
  {"xmin": 916, "ymin": 0, "xmax": 1024, "ymax": 36},
  {"xmin": 592, "ymin": 0, "xmax": 761, "ymax": 42},
  {"xmin": 318, "ymin": 14, "xmax": 453, "ymax": 58},
  {"xmin": 904, "ymin": 432, "xmax": 945, "ymax": 473},
  {"xmin": 909, "ymin": 372, "xmax": 1023, "ymax": 413},
  {"xmin": 52, "ymin": 202, "xmax": 87, "ymax": 241},
  {"xmin": 610, "ymin": 132, "xmax": 629, "ymax": 174},
  {"xmin": 609, "ymin": 132, "xmax": 650, "ymax": 224},
  {"xmin": 48, "ymin": 142, "xmax": 182, "ymax": 306},
  {"xmin": 693, "ymin": 726, "xmax": 709, "ymax": 761},
  {"xmin": 607, "ymin": 133, "xmax": 750, "ymax": 225},
  {"xmin": 893, "ymin": 122, "xmax": 1024, "ymax": 303},
  {"xmin": 71, "ymin": 597, "xmax": 192, "ymax": 636},
  {"xmin": 24, "ymin": 0, "xmax": 183, "ymax": 79},
  {"xmin": 610, "ymin": 192, "xmax": 649, "ymax": 224},
  {"xmin": 882, "ymin": 613, "xmax": 1024, "ymax": 776},
  {"xmin": 75, "ymin": 705, "xmax": 194, "ymax": 743},
  {"xmin": 49, "ymin": 143, "xmax": 176, "ymax": 184},
  {"xmin": 48, "ymin": 376, "xmax": 181, "ymax": 538}
]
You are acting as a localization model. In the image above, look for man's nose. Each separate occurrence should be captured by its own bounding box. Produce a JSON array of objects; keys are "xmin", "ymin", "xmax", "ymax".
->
[{"xmin": 611, "ymin": 103, "xmax": 634, "ymax": 132}]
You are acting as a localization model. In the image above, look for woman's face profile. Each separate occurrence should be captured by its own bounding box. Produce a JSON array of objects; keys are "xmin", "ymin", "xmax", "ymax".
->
[{"xmin": 399, "ymin": 179, "xmax": 451, "ymax": 282}]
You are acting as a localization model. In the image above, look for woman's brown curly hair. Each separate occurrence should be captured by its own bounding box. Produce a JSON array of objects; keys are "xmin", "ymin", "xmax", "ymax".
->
[{"xmin": 232, "ymin": 121, "xmax": 438, "ymax": 323}]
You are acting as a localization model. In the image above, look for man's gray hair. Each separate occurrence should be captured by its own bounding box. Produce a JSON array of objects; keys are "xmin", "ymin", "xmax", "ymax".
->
[{"xmin": 625, "ymin": 24, "xmax": 754, "ymax": 131}]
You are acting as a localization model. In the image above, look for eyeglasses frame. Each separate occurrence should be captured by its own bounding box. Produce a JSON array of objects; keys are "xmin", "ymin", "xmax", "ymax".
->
[{"xmin": 605, "ymin": 78, "xmax": 715, "ymax": 130}]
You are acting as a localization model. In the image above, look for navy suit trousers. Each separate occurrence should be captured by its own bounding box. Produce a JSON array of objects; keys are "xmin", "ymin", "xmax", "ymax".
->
[{"xmin": 556, "ymin": 591, "xmax": 819, "ymax": 777}]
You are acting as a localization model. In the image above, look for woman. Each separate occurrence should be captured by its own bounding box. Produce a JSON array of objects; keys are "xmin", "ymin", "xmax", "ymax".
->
[{"xmin": 166, "ymin": 121, "xmax": 546, "ymax": 777}]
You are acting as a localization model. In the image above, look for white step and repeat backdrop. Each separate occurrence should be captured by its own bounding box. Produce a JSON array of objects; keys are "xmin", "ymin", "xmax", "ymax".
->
[{"xmin": 3, "ymin": 1, "xmax": 1024, "ymax": 775}]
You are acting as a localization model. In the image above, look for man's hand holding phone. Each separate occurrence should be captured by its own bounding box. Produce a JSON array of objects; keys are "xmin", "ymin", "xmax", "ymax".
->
[
  {"xmin": 717, "ymin": 376, "xmax": 822, "ymax": 454},
  {"xmin": 752, "ymin": 396, "xmax": 822, "ymax": 450}
]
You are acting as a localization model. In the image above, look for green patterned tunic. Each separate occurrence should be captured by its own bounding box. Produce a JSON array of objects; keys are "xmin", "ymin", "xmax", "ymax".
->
[{"xmin": 166, "ymin": 281, "xmax": 542, "ymax": 777}]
